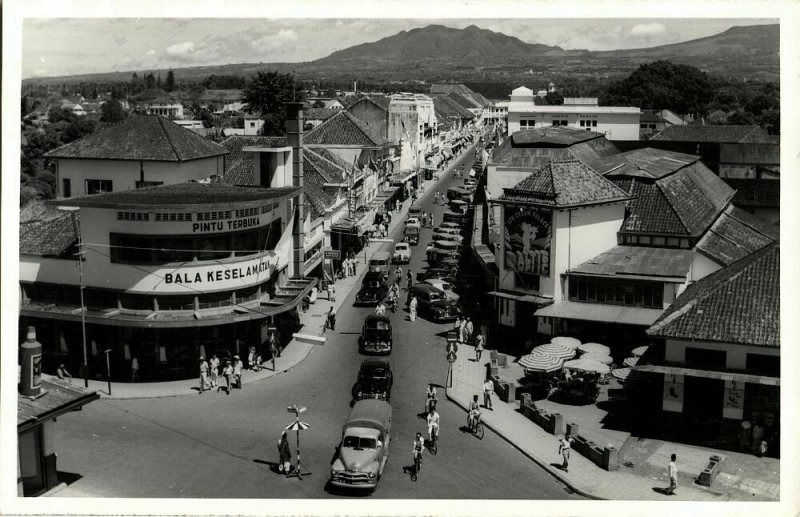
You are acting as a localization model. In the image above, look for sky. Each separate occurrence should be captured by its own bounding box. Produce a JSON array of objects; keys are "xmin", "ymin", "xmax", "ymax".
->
[{"xmin": 20, "ymin": 17, "xmax": 778, "ymax": 79}]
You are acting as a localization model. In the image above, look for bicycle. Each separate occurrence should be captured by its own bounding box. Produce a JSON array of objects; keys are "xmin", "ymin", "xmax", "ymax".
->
[
  {"xmin": 425, "ymin": 396, "xmax": 438, "ymax": 414},
  {"xmin": 411, "ymin": 451, "xmax": 422, "ymax": 482},
  {"xmin": 427, "ymin": 427, "xmax": 439, "ymax": 455},
  {"xmin": 467, "ymin": 413, "xmax": 485, "ymax": 440}
]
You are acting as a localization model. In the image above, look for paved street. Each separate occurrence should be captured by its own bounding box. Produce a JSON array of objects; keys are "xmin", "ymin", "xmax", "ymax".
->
[{"xmin": 51, "ymin": 146, "xmax": 580, "ymax": 500}]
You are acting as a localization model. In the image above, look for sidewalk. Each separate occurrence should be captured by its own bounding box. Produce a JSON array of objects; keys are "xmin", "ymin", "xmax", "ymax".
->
[
  {"xmin": 57, "ymin": 143, "xmax": 474, "ymax": 400},
  {"xmin": 446, "ymin": 346, "xmax": 780, "ymax": 501}
]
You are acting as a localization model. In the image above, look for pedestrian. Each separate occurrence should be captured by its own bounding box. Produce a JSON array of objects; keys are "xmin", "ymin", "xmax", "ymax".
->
[
  {"xmin": 666, "ymin": 453, "xmax": 678, "ymax": 495},
  {"xmin": 233, "ymin": 355, "xmax": 243, "ymax": 389},
  {"xmin": 209, "ymin": 354, "xmax": 219, "ymax": 387},
  {"xmin": 483, "ymin": 377, "xmax": 494, "ymax": 410},
  {"xmin": 758, "ymin": 439, "xmax": 768, "ymax": 458},
  {"xmin": 199, "ymin": 356, "xmax": 209, "ymax": 393},
  {"xmin": 328, "ymin": 283, "xmax": 336, "ymax": 303},
  {"xmin": 406, "ymin": 270, "xmax": 413, "ymax": 290},
  {"xmin": 56, "ymin": 363, "xmax": 72, "ymax": 382},
  {"xmin": 278, "ymin": 430, "xmax": 293, "ymax": 474},
  {"xmin": 130, "ymin": 356, "xmax": 140, "ymax": 382},
  {"xmin": 409, "ymin": 296, "xmax": 418, "ymax": 322},
  {"xmin": 459, "ymin": 316, "xmax": 469, "ymax": 344},
  {"xmin": 219, "ymin": 360, "xmax": 233, "ymax": 395},
  {"xmin": 475, "ymin": 333, "xmax": 485, "ymax": 361},
  {"xmin": 327, "ymin": 306, "xmax": 336, "ymax": 331},
  {"xmin": 559, "ymin": 435, "xmax": 573, "ymax": 472},
  {"xmin": 454, "ymin": 316, "xmax": 463, "ymax": 338},
  {"xmin": 379, "ymin": 222, "xmax": 386, "ymax": 238},
  {"xmin": 395, "ymin": 200, "xmax": 400, "ymax": 212},
  {"xmin": 465, "ymin": 317, "xmax": 474, "ymax": 345},
  {"xmin": 247, "ymin": 346, "xmax": 256, "ymax": 370},
  {"xmin": 386, "ymin": 210, "xmax": 392, "ymax": 224},
  {"xmin": 752, "ymin": 422, "xmax": 764, "ymax": 455}
]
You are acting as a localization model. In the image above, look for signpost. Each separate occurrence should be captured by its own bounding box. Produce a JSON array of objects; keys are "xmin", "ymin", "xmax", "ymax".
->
[
  {"xmin": 286, "ymin": 404, "xmax": 310, "ymax": 479},
  {"xmin": 323, "ymin": 249, "xmax": 340, "ymax": 260},
  {"xmin": 446, "ymin": 333, "xmax": 458, "ymax": 387}
]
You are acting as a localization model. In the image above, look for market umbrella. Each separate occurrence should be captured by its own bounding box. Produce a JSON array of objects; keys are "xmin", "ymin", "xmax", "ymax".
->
[
  {"xmin": 550, "ymin": 336, "xmax": 581, "ymax": 350},
  {"xmin": 563, "ymin": 358, "xmax": 610, "ymax": 374},
  {"xmin": 578, "ymin": 342, "xmax": 610, "ymax": 356},
  {"xmin": 581, "ymin": 353, "xmax": 613, "ymax": 365},
  {"xmin": 533, "ymin": 343, "xmax": 576, "ymax": 360},
  {"xmin": 631, "ymin": 345, "xmax": 650, "ymax": 358},
  {"xmin": 623, "ymin": 356, "xmax": 640, "ymax": 368},
  {"xmin": 612, "ymin": 367, "xmax": 647, "ymax": 384},
  {"xmin": 285, "ymin": 420, "xmax": 311, "ymax": 432},
  {"xmin": 518, "ymin": 352, "xmax": 564, "ymax": 373}
]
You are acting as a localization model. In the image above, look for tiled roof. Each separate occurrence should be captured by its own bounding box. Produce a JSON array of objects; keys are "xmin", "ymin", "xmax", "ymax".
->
[
  {"xmin": 45, "ymin": 115, "xmax": 228, "ymax": 162},
  {"xmin": 20, "ymin": 205, "xmax": 77, "ymax": 257},
  {"xmin": 500, "ymin": 160, "xmax": 631, "ymax": 208},
  {"xmin": 650, "ymin": 125, "xmax": 772, "ymax": 144},
  {"xmin": 647, "ymin": 242, "xmax": 779, "ymax": 347},
  {"xmin": 433, "ymin": 96, "xmax": 475, "ymax": 129},
  {"xmin": 221, "ymin": 135, "xmax": 288, "ymax": 185},
  {"xmin": 492, "ymin": 127, "xmax": 620, "ymax": 169},
  {"xmin": 430, "ymin": 83, "xmax": 475, "ymax": 95},
  {"xmin": 346, "ymin": 95, "xmax": 390, "ymax": 112},
  {"xmin": 193, "ymin": 89, "xmax": 244, "ymax": 102},
  {"xmin": 53, "ymin": 182, "xmax": 301, "ymax": 208},
  {"xmin": 696, "ymin": 205, "xmax": 778, "ymax": 266},
  {"xmin": 447, "ymin": 91, "xmax": 482, "ymax": 110},
  {"xmin": 304, "ymin": 147, "xmax": 349, "ymax": 184},
  {"xmin": 302, "ymin": 152, "xmax": 339, "ymax": 219},
  {"xmin": 613, "ymin": 162, "xmax": 734, "ymax": 237},
  {"xmin": 304, "ymin": 107, "xmax": 339, "ymax": 122},
  {"xmin": 304, "ymin": 110, "xmax": 391, "ymax": 147},
  {"xmin": 570, "ymin": 246, "xmax": 693, "ymax": 279},
  {"xmin": 726, "ymin": 178, "xmax": 780, "ymax": 209},
  {"xmin": 719, "ymin": 143, "xmax": 780, "ymax": 165}
]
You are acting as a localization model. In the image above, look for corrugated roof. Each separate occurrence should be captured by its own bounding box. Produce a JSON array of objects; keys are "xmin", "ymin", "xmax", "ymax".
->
[
  {"xmin": 433, "ymin": 96, "xmax": 476, "ymax": 129},
  {"xmin": 719, "ymin": 143, "xmax": 780, "ymax": 165},
  {"xmin": 304, "ymin": 107, "xmax": 339, "ymax": 122},
  {"xmin": 726, "ymin": 178, "xmax": 780, "ymax": 208},
  {"xmin": 535, "ymin": 301, "xmax": 663, "ymax": 326},
  {"xmin": 18, "ymin": 379, "xmax": 99, "ymax": 430},
  {"xmin": 19, "ymin": 207, "xmax": 77, "ymax": 257},
  {"xmin": 696, "ymin": 205, "xmax": 778, "ymax": 266},
  {"xmin": 45, "ymin": 115, "xmax": 228, "ymax": 162},
  {"xmin": 510, "ymin": 126, "xmax": 602, "ymax": 147},
  {"xmin": 304, "ymin": 110, "xmax": 391, "ymax": 147},
  {"xmin": 650, "ymin": 125, "xmax": 772, "ymax": 144},
  {"xmin": 602, "ymin": 148, "xmax": 699, "ymax": 180},
  {"xmin": 647, "ymin": 242, "xmax": 778, "ymax": 347},
  {"xmin": 447, "ymin": 91, "xmax": 482, "ymax": 110},
  {"xmin": 52, "ymin": 182, "xmax": 301, "ymax": 208},
  {"xmin": 492, "ymin": 128, "xmax": 620, "ymax": 170},
  {"xmin": 570, "ymin": 246, "xmax": 693, "ymax": 279},
  {"xmin": 221, "ymin": 135, "xmax": 288, "ymax": 185},
  {"xmin": 500, "ymin": 160, "xmax": 631, "ymax": 208}
]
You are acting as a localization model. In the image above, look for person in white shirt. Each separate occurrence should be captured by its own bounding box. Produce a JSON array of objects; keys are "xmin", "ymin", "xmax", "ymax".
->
[
  {"xmin": 426, "ymin": 409, "xmax": 440, "ymax": 443},
  {"xmin": 666, "ymin": 454, "xmax": 678, "ymax": 495},
  {"xmin": 483, "ymin": 378, "xmax": 494, "ymax": 410},
  {"xmin": 559, "ymin": 436, "xmax": 573, "ymax": 472}
]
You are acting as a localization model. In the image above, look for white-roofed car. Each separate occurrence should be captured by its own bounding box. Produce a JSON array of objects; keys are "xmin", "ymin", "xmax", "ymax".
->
[
  {"xmin": 405, "ymin": 217, "xmax": 421, "ymax": 229},
  {"xmin": 423, "ymin": 278, "xmax": 460, "ymax": 302},
  {"xmin": 392, "ymin": 242, "xmax": 411, "ymax": 264}
]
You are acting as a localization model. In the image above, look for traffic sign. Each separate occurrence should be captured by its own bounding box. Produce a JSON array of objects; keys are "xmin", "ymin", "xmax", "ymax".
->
[
  {"xmin": 446, "ymin": 330, "xmax": 458, "ymax": 344},
  {"xmin": 446, "ymin": 352, "xmax": 457, "ymax": 363},
  {"xmin": 324, "ymin": 249, "xmax": 341, "ymax": 260},
  {"xmin": 446, "ymin": 342, "xmax": 458, "ymax": 354}
]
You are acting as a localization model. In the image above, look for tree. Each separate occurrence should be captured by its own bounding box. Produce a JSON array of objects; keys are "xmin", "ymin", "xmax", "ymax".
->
[
  {"xmin": 545, "ymin": 91, "xmax": 564, "ymax": 106},
  {"xmin": 144, "ymin": 72, "xmax": 156, "ymax": 90},
  {"xmin": 165, "ymin": 70, "xmax": 176, "ymax": 92},
  {"xmin": 242, "ymin": 70, "xmax": 298, "ymax": 136},
  {"xmin": 100, "ymin": 99, "xmax": 127, "ymax": 123}
]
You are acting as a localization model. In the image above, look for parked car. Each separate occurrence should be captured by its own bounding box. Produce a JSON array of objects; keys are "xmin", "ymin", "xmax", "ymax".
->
[
  {"xmin": 368, "ymin": 251, "xmax": 391, "ymax": 276},
  {"xmin": 406, "ymin": 284, "xmax": 459, "ymax": 322},
  {"xmin": 403, "ymin": 225, "xmax": 420, "ymax": 245},
  {"xmin": 405, "ymin": 217, "xmax": 421, "ymax": 229},
  {"xmin": 442, "ymin": 211, "xmax": 464, "ymax": 225},
  {"xmin": 329, "ymin": 399, "xmax": 392, "ymax": 490},
  {"xmin": 354, "ymin": 359, "xmax": 393, "ymax": 402},
  {"xmin": 464, "ymin": 178, "xmax": 477, "ymax": 187},
  {"xmin": 416, "ymin": 268, "xmax": 457, "ymax": 284},
  {"xmin": 392, "ymin": 242, "xmax": 411, "ymax": 264},
  {"xmin": 447, "ymin": 186, "xmax": 472, "ymax": 201},
  {"xmin": 432, "ymin": 231, "xmax": 464, "ymax": 243},
  {"xmin": 438, "ymin": 222, "xmax": 461, "ymax": 231},
  {"xmin": 423, "ymin": 278, "xmax": 460, "ymax": 302},
  {"xmin": 407, "ymin": 205, "xmax": 423, "ymax": 220},
  {"xmin": 355, "ymin": 272, "xmax": 388, "ymax": 306},
  {"xmin": 427, "ymin": 246, "xmax": 459, "ymax": 266},
  {"xmin": 432, "ymin": 239, "xmax": 461, "ymax": 253},
  {"xmin": 359, "ymin": 315, "xmax": 392, "ymax": 354},
  {"xmin": 449, "ymin": 199, "xmax": 469, "ymax": 214}
]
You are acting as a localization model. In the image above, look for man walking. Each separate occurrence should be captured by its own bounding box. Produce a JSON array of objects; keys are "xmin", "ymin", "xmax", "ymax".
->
[
  {"xmin": 483, "ymin": 377, "xmax": 494, "ymax": 410},
  {"xmin": 558, "ymin": 435, "xmax": 573, "ymax": 472},
  {"xmin": 327, "ymin": 306, "xmax": 336, "ymax": 331},
  {"xmin": 130, "ymin": 356, "xmax": 140, "ymax": 381},
  {"xmin": 406, "ymin": 270, "xmax": 413, "ymax": 290},
  {"xmin": 233, "ymin": 355, "xmax": 243, "ymax": 389},
  {"xmin": 666, "ymin": 453, "xmax": 678, "ymax": 495},
  {"xmin": 328, "ymin": 283, "xmax": 336, "ymax": 303},
  {"xmin": 199, "ymin": 357, "xmax": 209, "ymax": 393}
]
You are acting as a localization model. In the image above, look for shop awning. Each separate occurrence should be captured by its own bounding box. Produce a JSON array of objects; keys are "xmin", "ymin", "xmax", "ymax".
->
[
  {"xmin": 391, "ymin": 170, "xmax": 416, "ymax": 183},
  {"xmin": 534, "ymin": 301, "xmax": 663, "ymax": 326},
  {"xmin": 488, "ymin": 290, "xmax": 553, "ymax": 305},
  {"xmin": 635, "ymin": 364, "xmax": 780, "ymax": 387},
  {"xmin": 331, "ymin": 218, "xmax": 358, "ymax": 234}
]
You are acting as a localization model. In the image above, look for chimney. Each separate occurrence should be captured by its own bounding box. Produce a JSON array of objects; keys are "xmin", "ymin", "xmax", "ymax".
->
[
  {"xmin": 285, "ymin": 102, "xmax": 305, "ymax": 278},
  {"xmin": 19, "ymin": 326, "xmax": 43, "ymax": 397}
]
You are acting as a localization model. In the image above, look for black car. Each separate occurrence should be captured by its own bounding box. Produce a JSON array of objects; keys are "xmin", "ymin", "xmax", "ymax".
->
[
  {"xmin": 406, "ymin": 284, "xmax": 459, "ymax": 322},
  {"xmin": 417, "ymin": 268, "xmax": 457, "ymax": 285},
  {"xmin": 359, "ymin": 314, "xmax": 393, "ymax": 355},
  {"xmin": 355, "ymin": 272, "xmax": 388, "ymax": 306},
  {"xmin": 354, "ymin": 359, "xmax": 393, "ymax": 402}
]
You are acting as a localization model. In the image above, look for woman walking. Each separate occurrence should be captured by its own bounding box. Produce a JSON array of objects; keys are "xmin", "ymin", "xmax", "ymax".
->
[
  {"xmin": 278, "ymin": 430, "xmax": 293, "ymax": 474},
  {"xmin": 409, "ymin": 296, "xmax": 418, "ymax": 322}
]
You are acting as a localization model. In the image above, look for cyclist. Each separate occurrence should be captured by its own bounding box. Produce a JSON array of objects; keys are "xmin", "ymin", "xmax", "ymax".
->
[
  {"xmin": 425, "ymin": 383, "xmax": 438, "ymax": 413},
  {"xmin": 412, "ymin": 432, "xmax": 425, "ymax": 472},
  {"xmin": 468, "ymin": 394, "xmax": 482, "ymax": 432},
  {"xmin": 426, "ymin": 408, "xmax": 440, "ymax": 444},
  {"xmin": 375, "ymin": 301, "xmax": 386, "ymax": 316},
  {"xmin": 387, "ymin": 289, "xmax": 397, "ymax": 313}
]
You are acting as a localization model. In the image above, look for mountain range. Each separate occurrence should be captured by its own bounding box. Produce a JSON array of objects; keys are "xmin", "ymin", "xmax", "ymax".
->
[{"xmin": 23, "ymin": 23, "xmax": 779, "ymax": 85}]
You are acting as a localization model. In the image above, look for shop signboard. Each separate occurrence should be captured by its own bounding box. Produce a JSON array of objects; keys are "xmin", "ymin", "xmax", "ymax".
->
[{"xmin": 503, "ymin": 206, "xmax": 552, "ymax": 276}]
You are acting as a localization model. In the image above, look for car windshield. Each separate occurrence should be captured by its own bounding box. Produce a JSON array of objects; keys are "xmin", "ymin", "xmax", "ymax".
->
[
  {"xmin": 429, "ymin": 292, "xmax": 443, "ymax": 302},
  {"xmin": 364, "ymin": 281, "xmax": 381, "ymax": 288},
  {"xmin": 343, "ymin": 436, "xmax": 377, "ymax": 450},
  {"xmin": 395, "ymin": 245, "xmax": 408, "ymax": 251}
]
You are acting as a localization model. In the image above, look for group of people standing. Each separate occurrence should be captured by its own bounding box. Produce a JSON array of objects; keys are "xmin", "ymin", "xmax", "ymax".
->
[{"xmin": 198, "ymin": 354, "xmax": 244, "ymax": 395}]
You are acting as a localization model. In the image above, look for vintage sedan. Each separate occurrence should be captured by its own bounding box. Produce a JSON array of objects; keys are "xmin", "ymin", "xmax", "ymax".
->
[
  {"xmin": 355, "ymin": 272, "xmax": 388, "ymax": 306},
  {"xmin": 406, "ymin": 284, "xmax": 459, "ymax": 322},
  {"xmin": 359, "ymin": 314, "xmax": 393, "ymax": 355},
  {"xmin": 392, "ymin": 242, "xmax": 411, "ymax": 264},
  {"xmin": 354, "ymin": 359, "xmax": 394, "ymax": 402}
]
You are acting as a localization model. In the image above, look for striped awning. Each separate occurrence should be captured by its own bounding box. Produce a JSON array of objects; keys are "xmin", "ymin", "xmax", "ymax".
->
[
  {"xmin": 533, "ymin": 343, "xmax": 576, "ymax": 360},
  {"xmin": 518, "ymin": 352, "xmax": 564, "ymax": 373}
]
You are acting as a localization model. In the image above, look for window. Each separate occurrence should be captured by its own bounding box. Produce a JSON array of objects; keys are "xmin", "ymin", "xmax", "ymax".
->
[
  {"xmin": 62, "ymin": 178, "xmax": 71, "ymax": 198},
  {"xmin": 568, "ymin": 276, "xmax": 663, "ymax": 308},
  {"xmin": 519, "ymin": 120, "xmax": 528, "ymax": 128},
  {"xmin": 85, "ymin": 179, "xmax": 112, "ymax": 195}
]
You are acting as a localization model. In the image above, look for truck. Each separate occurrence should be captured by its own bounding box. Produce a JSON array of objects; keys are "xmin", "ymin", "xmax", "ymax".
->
[{"xmin": 330, "ymin": 399, "xmax": 392, "ymax": 490}]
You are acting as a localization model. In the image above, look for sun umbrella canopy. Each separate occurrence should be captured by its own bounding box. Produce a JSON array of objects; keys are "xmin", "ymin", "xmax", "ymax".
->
[
  {"xmin": 623, "ymin": 356, "xmax": 640, "ymax": 368},
  {"xmin": 550, "ymin": 336, "xmax": 580, "ymax": 349},
  {"xmin": 519, "ymin": 352, "xmax": 564, "ymax": 373},
  {"xmin": 581, "ymin": 353, "xmax": 613, "ymax": 365},
  {"xmin": 285, "ymin": 420, "xmax": 311, "ymax": 431},
  {"xmin": 612, "ymin": 367, "xmax": 647, "ymax": 384},
  {"xmin": 631, "ymin": 345, "xmax": 650, "ymax": 358},
  {"xmin": 578, "ymin": 342, "xmax": 610, "ymax": 356},
  {"xmin": 533, "ymin": 343, "xmax": 576, "ymax": 360},
  {"xmin": 563, "ymin": 358, "xmax": 610, "ymax": 374}
]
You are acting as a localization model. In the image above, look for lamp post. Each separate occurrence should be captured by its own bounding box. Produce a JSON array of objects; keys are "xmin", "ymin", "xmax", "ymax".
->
[
  {"xmin": 103, "ymin": 349, "xmax": 112, "ymax": 395},
  {"xmin": 61, "ymin": 207, "xmax": 90, "ymax": 389}
]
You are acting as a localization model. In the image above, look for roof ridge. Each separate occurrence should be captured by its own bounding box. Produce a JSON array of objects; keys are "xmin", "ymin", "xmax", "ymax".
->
[{"xmin": 157, "ymin": 116, "xmax": 183, "ymax": 162}]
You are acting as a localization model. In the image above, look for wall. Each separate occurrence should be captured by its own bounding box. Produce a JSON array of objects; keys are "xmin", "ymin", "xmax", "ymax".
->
[
  {"xmin": 348, "ymin": 101, "xmax": 388, "ymax": 140},
  {"xmin": 664, "ymin": 338, "xmax": 779, "ymax": 369},
  {"xmin": 507, "ymin": 111, "xmax": 640, "ymax": 141},
  {"xmin": 57, "ymin": 157, "xmax": 225, "ymax": 198},
  {"xmin": 690, "ymin": 251, "xmax": 723, "ymax": 282},
  {"xmin": 251, "ymin": 149, "xmax": 291, "ymax": 188}
]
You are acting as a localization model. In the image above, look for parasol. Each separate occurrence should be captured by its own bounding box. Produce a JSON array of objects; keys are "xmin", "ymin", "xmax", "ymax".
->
[
  {"xmin": 631, "ymin": 345, "xmax": 650, "ymax": 358},
  {"xmin": 581, "ymin": 353, "xmax": 613, "ymax": 365},
  {"xmin": 563, "ymin": 358, "xmax": 610, "ymax": 374},
  {"xmin": 623, "ymin": 356, "xmax": 640, "ymax": 368},
  {"xmin": 578, "ymin": 342, "xmax": 610, "ymax": 356},
  {"xmin": 550, "ymin": 336, "xmax": 581, "ymax": 349},
  {"xmin": 518, "ymin": 352, "xmax": 564, "ymax": 373},
  {"xmin": 533, "ymin": 343, "xmax": 576, "ymax": 360}
]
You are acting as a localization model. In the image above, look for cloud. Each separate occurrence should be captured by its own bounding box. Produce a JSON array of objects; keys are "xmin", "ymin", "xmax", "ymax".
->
[
  {"xmin": 39, "ymin": 56, "xmax": 46, "ymax": 63},
  {"xmin": 629, "ymin": 23, "xmax": 666, "ymax": 37},
  {"xmin": 147, "ymin": 49, "xmax": 156, "ymax": 56},
  {"xmin": 165, "ymin": 41, "xmax": 196, "ymax": 61}
]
